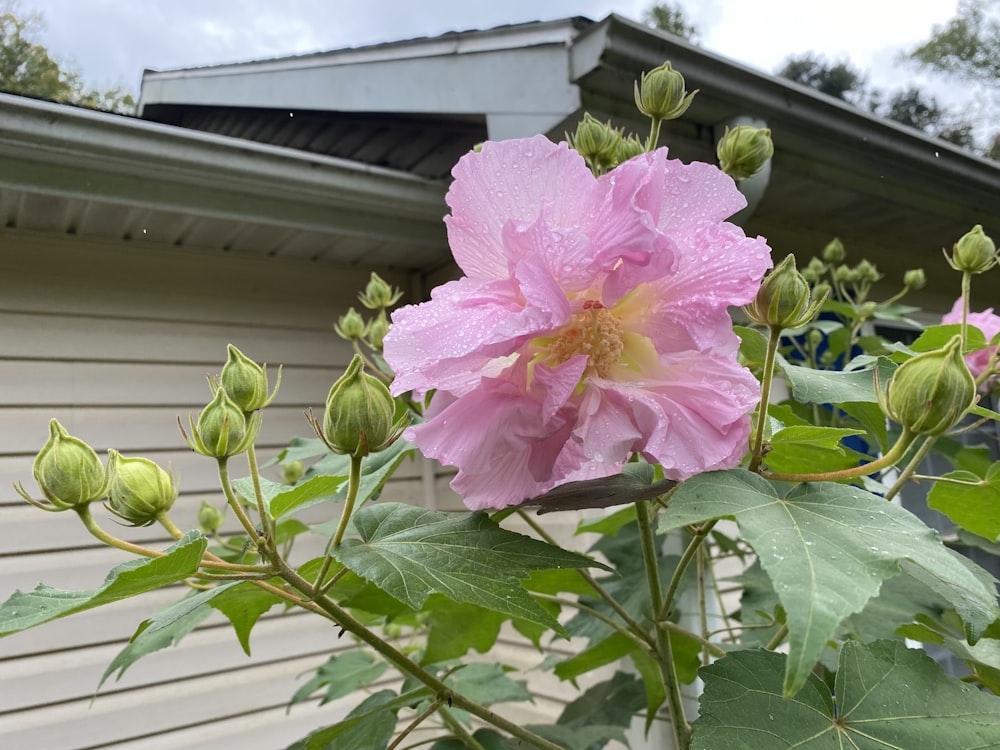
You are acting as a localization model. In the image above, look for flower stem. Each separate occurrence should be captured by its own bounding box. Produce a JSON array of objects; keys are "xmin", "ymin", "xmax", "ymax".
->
[
  {"xmin": 245, "ymin": 444, "xmax": 276, "ymax": 547},
  {"xmin": 749, "ymin": 325, "xmax": 782, "ymax": 472},
  {"xmin": 661, "ymin": 521, "xmax": 716, "ymax": 623},
  {"xmin": 75, "ymin": 505, "xmax": 163, "ymax": 558},
  {"xmin": 636, "ymin": 500, "xmax": 690, "ymax": 750},
  {"xmin": 387, "ymin": 698, "xmax": 443, "ymax": 750},
  {"xmin": 647, "ymin": 116, "xmax": 663, "ymax": 151},
  {"xmin": 761, "ymin": 428, "xmax": 915, "ymax": 483},
  {"xmin": 765, "ymin": 623, "xmax": 789, "ymax": 650},
  {"xmin": 883, "ymin": 434, "xmax": 936, "ymax": 502},
  {"xmin": 961, "ymin": 271, "xmax": 972, "ymax": 350},
  {"xmin": 275, "ymin": 561, "xmax": 566, "ymax": 750},
  {"xmin": 217, "ymin": 458, "xmax": 264, "ymax": 544},
  {"xmin": 314, "ymin": 453, "xmax": 363, "ymax": 597}
]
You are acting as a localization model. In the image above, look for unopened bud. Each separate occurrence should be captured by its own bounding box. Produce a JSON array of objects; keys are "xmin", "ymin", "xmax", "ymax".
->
[
  {"xmin": 568, "ymin": 113, "xmax": 622, "ymax": 173},
  {"xmin": 881, "ymin": 336, "xmax": 975, "ymax": 436},
  {"xmin": 184, "ymin": 388, "xmax": 260, "ymax": 458},
  {"xmin": 367, "ymin": 314, "xmax": 390, "ymax": 351},
  {"xmin": 334, "ymin": 307, "xmax": 368, "ymax": 341},
  {"xmin": 220, "ymin": 345, "xmax": 279, "ymax": 413},
  {"xmin": 358, "ymin": 273, "xmax": 403, "ymax": 311},
  {"xmin": 634, "ymin": 61, "xmax": 697, "ymax": 121},
  {"xmin": 198, "ymin": 501, "xmax": 225, "ymax": 533},
  {"xmin": 319, "ymin": 355, "xmax": 406, "ymax": 457},
  {"xmin": 854, "ymin": 259, "xmax": 882, "ymax": 284},
  {"xmin": 744, "ymin": 254, "xmax": 829, "ymax": 329},
  {"xmin": 15, "ymin": 419, "xmax": 107, "ymax": 511},
  {"xmin": 858, "ymin": 301, "xmax": 877, "ymax": 321},
  {"xmin": 946, "ymin": 224, "xmax": 997, "ymax": 275},
  {"xmin": 801, "ymin": 257, "xmax": 827, "ymax": 283},
  {"xmin": 904, "ymin": 269, "xmax": 926, "ymax": 290},
  {"xmin": 822, "ymin": 238, "xmax": 846, "ymax": 264},
  {"xmin": 716, "ymin": 125, "xmax": 773, "ymax": 180},
  {"xmin": 106, "ymin": 450, "xmax": 178, "ymax": 526},
  {"xmin": 281, "ymin": 460, "xmax": 304, "ymax": 485},
  {"xmin": 616, "ymin": 133, "xmax": 646, "ymax": 164}
]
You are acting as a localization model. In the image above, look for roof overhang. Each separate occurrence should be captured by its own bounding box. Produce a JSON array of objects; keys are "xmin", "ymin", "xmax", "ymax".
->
[{"xmin": 0, "ymin": 94, "xmax": 448, "ymax": 268}]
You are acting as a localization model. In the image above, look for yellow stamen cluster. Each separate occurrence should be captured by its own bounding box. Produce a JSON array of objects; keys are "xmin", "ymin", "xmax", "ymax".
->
[{"xmin": 547, "ymin": 301, "xmax": 625, "ymax": 378}]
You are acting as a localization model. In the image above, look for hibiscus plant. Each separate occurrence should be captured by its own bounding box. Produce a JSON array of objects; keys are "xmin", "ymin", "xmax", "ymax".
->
[{"xmin": 3, "ymin": 61, "xmax": 1000, "ymax": 750}]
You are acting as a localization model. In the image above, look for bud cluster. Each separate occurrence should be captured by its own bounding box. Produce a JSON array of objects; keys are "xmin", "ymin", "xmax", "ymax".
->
[{"xmin": 335, "ymin": 273, "xmax": 403, "ymax": 353}]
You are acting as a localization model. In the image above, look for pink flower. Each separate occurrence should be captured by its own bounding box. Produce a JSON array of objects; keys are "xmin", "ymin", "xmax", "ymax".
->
[
  {"xmin": 941, "ymin": 298, "xmax": 1000, "ymax": 381},
  {"xmin": 384, "ymin": 135, "xmax": 772, "ymax": 510}
]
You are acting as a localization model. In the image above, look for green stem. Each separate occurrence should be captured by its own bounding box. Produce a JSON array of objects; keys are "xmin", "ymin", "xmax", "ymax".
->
[
  {"xmin": 884, "ymin": 435, "xmax": 937, "ymax": 502},
  {"xmin": 276, "ymin": 561, "xmax": 566, "ymax": 750},
  {"xmin": 439, "ymin": 706, "xmax": 489, "ymax": 750},
  {"xmin": 662, "ymin": 521, "xmax": 716, "ymax": 622},
  {"xmin": 217, "ymin": 458, "xmax": 264, "ymax": 543},
  {"xmin": 75, "ymin": 505, "xmax": 163, "ymax": 558},
  {"xmin": 749, "ymin": 325, "xmax": 783, "ymax": 472},
  {"xmin": 246, "ymin": 444, "xmax": 276, "ymax": 549},
  {"xmin": 387, "ymin": 698, "xmax": 443, "ymax": 750},
  {"xmin": 635, "ymin": 500, "xmax": 690, "ymax": 750},
  {"xmin": 647, "ymin": 116, "xmax": 663, "ymax": 151},
  {"xmin": 765, "ymin": 623, "xmax": 789, "ymax": 651},
  {"xmin": 314, "ymin": 453, "xmax": 363, "ymax": 596},
  {"xmin": 657, "ymin": 618, "xmax": 726, "ymax": 659},
  {"xmin": 761, "ymin": 428, "xmax": 915, "ymax": 482},
  {"xmin": 961, "ymin": 271, "xmax": 972, "ymax": 350},
  {"xmin": 516, "ymin": 510, "xmax": 653, "ymax": 647},
  {"xmin": 156, "ymin": 511, "xmax": 272, "ymax": 574},
  {"xmin": 696, "ymin": 546, "xmax": 710, "ymax": 666},
  {"xmin": 535, "ymin": 594, "xmax": 655, "ymax": 654}
]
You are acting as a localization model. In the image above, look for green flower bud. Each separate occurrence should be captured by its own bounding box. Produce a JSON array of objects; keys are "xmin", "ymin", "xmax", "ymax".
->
[
  {"xmin": 615, "ymin": 133, "xmax": 646, "ymax": 165},
  {"xmin": 858, "ymin": 301, "xmax": 877, "ymax": 321},
  {"xmin": 822, "ymin": 238, "xmax": 846, "ymax": 264},
  {"xmin": 946, "ymin": 224, "xmax": 997, "ymax": 274},
  {"xmin": 358, "ymin": 273, "xmax": 403, "ymax": 311},
  {"xmin": 319, "ymin": 354, "xmax": 406, "ymax": 458},
  {"xmin": 567, "ymin": 113, "xmax": 622, "ymax": 173},
  {"xmin": 334, "ymin": 306, "xmax": 368, "ymax": 341},
  {"xmin": 634, "ymin": 61, "xmax": 697, "ymax": 121},
  {"xmin": 853, "ymin": 259, "xmax": 882, "ymax": 284},
  {"xmin": 220, "ymin": 345, "xmax": 280, "ymax": 413},
  {"xmin": 366, "ymin": 313, "xmax": 390, "ymax": 351},
  {"xmin": 183, "ymin": 388, "xmax": 260, "ymax": 458},
  {"xmin": 15, "ymin": 419, "xmax": 107, "ymax": 511},
  {"xmin": 281, "ymin": 459, "xmax": 304, "ymax": 485},
  {"xmin": 743, "ymin": 254, "xmax": 830, "ymax": 329},
  {"xmin": 716, "ymin": 125, "xmax": 773, "ymax": 180},
  {"xmin": 904, "ymin": 268, "xmax": 926, "ymax": 290},
  {"xmin": 833, "ymin": 265, "xmax": 858, "ymax": 285},
  {"xmin": 198, "ymin": 501, "xmax": 225, "ymax": 533},
  {"xmin": 880, "ymin": 336, "xmax": 975, "ymax": 437},
  {"xmin": 801, "ymin": 257, "xmax": 827, "ymax": 283},
  {"xmin": 106, "ymin": 450, "xmax": 178, "ymax": 526}
]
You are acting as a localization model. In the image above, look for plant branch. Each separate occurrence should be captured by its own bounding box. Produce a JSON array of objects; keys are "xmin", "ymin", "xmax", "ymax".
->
[{"xmin": 749, "ymin": 325, "xmax": 783, "ymax": 472}]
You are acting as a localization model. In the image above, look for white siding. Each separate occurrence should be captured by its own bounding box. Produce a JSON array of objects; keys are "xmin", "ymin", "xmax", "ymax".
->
[{"xmin": 0, "ymin": 229, "xmax": 426, "ymax": 748}]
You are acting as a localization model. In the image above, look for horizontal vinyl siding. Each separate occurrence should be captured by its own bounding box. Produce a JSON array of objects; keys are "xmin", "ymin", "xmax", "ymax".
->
[{"xmin": 0, "ymin": 229, "xmax": 429, "ymax": 749}]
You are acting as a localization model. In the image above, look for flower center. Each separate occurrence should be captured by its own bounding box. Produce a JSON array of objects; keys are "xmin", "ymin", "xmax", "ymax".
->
[{"xmin": 547, "ymin": 300, "xmax": 625, "ymax": 378}]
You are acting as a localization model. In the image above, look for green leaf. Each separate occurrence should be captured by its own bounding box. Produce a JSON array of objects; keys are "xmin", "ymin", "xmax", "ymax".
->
[
  {"xmin": 764, "ymin": 425, "xmax": 868, "ymax": 474},
  {"xmin": 660, "ymin": 470, "xmax": 999, "ymax": 695},
  {"xmin": 208, "ymin": 581, "xmax": 283, "ymax": 655},
  {"xmin": 899, "ymin": 614, "xmax": 1000, "ymax": 694},
  {"xmin": 911, "ymin": 323, "xmax": 986, "ymax": 353},
  {"xmin": 287, "ymin": 689, "xmax": 405, "ymax": 750},
  {"xmin": 231, "ymin": 473, "xmax": 347, "ymax": 520},
  {"xmin": 330, "ymin": 503, "xmax": 605, "ymax": 633},
  {"xmin": 575, "ymin": 505, "xmax": 637, "ymax": 536},
  {"xmin": 735, "ymin": 324, "xmax": 769, "ymax": 370},
  {"xmin": 929, "ymin": 464, "xmax": 1000, "ymax": 541},
  {"xmin": 839, "ymin": 400, "xmax": 889, "ymax": 452},
  {"xmin": 779, "ymin": 357, "xmax": 895, "ymax": 404},
  {"xmin": 555, "ymin": 632, "xmax": 635, "ymax": 681},
  {"xmin": 692, "ymin": 640, "xmax": 1000, "ymax": 749},
  {"xmin": 0, "ymin": 532, "xmax": 206, "ymax": 638},
  {"xmin": 98, "ymin": 582, "xmax": 238, "ymax": 691},
  {"xmin": 445, "ymin": 662, "xmax": 532, "ymax": 707},
  {"xmin": 422, "ymin": 597, "xmax": 506, "ymax": 665},
  {"xmin": 288, "ymin": 650, "xmax": 389, "ymax": 709}
]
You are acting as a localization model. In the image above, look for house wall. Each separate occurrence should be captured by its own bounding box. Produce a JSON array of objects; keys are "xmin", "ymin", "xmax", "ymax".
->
[{"xmin": 0, "ymin": 229, "xmax": 431, "ymax": 749}]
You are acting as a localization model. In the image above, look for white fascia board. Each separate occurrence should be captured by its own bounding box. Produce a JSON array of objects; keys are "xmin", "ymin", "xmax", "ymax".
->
[
  {"xmin": 0, "ymin": 94, "xmax": 447, "ymax": 243},
  {"xmin": 139, "ymin": 24, "xmax": 582, "ymax": 132}
]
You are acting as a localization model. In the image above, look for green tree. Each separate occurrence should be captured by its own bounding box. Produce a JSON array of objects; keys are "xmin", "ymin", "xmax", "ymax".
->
[
  {"xmin": 870, "ymin": 86, "xmax": 976, "ymax": 148},
  {"xmin": 642, "ymin": 2, "xmax": 699, "ymax": 43},
  {"xmin": 776, "ymin": 53, "xmax": 867, "ymax": 102},
  {"xmin": 909, "ymin": 0, "xmax": 1000, "ymax": 84},
  {"xmin": 0, "ymin": 4, "xmax": 134, "ymax": 113}
]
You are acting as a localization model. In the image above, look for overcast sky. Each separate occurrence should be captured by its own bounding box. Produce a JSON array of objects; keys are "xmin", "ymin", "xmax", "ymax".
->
[{"xmin": 18, "ymin": 0, "xmax": 960, "ymax": 102}]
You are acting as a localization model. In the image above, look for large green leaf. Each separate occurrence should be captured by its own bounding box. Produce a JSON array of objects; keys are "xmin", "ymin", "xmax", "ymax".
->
[
  {"xmin": 330, "ymin": 503, "xmax": 605, "ymax": 633},
  {"xmin": 929, "ymin": 463, "xmax": 1000, "ymax": 541},
  {"xmin": 98, "ymin": 582, "xmax": 239, "ymax": 690},
  {"xmin": 779, "ymin": 357, "xmax": 895, "ymax": 405},
  {"xmin": 0, "ymin": 532, "xmax": 206, "ymax": 637},
  {"xmin": 764, "ymin": 425, "xmax": 868, "ymax": 474},
  {"xmin": 445, "ymin": 662, "xmax": 532, "ymax": 707},
  {"xmin": 422, "ymin": 597, "xmax": 506, "ymax": 665},
  {"xmin": 231, "ymin": 473, "xmax": 347, "ymax": 520},
  {"xmin": 287, "ymin": 689, "xmax": 408, "ymax": 750},
  {"xmin": 208, "ymin": 581, "xmax": 284, "ymax": 655},
  {"xmin": 288, "ymin": 650, "xmax": 389, "ymax": 709},
  {"xmin": 692, "ymin": 640, "xmax": 1000, "ymax": 749},
  {"xmin": 660, "ymin": 470, "xmax": 999, "ymax": 695}
]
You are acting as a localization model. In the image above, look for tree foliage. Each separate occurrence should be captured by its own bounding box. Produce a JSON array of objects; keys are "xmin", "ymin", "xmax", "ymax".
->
[
  {"xmin": 910, "ymin": 0, "xmax": 1000, "ymax": 85},
  {"xmin": 777, "ymin": 52, "xmax": 867, "ymax": 102},
  {"xmin": 642, "ymin": 2, "xmax": 699, "ymax": 43},
  {"xmin": 0, "ymin": 4, "xmax": 134, "ymax": 113}
]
